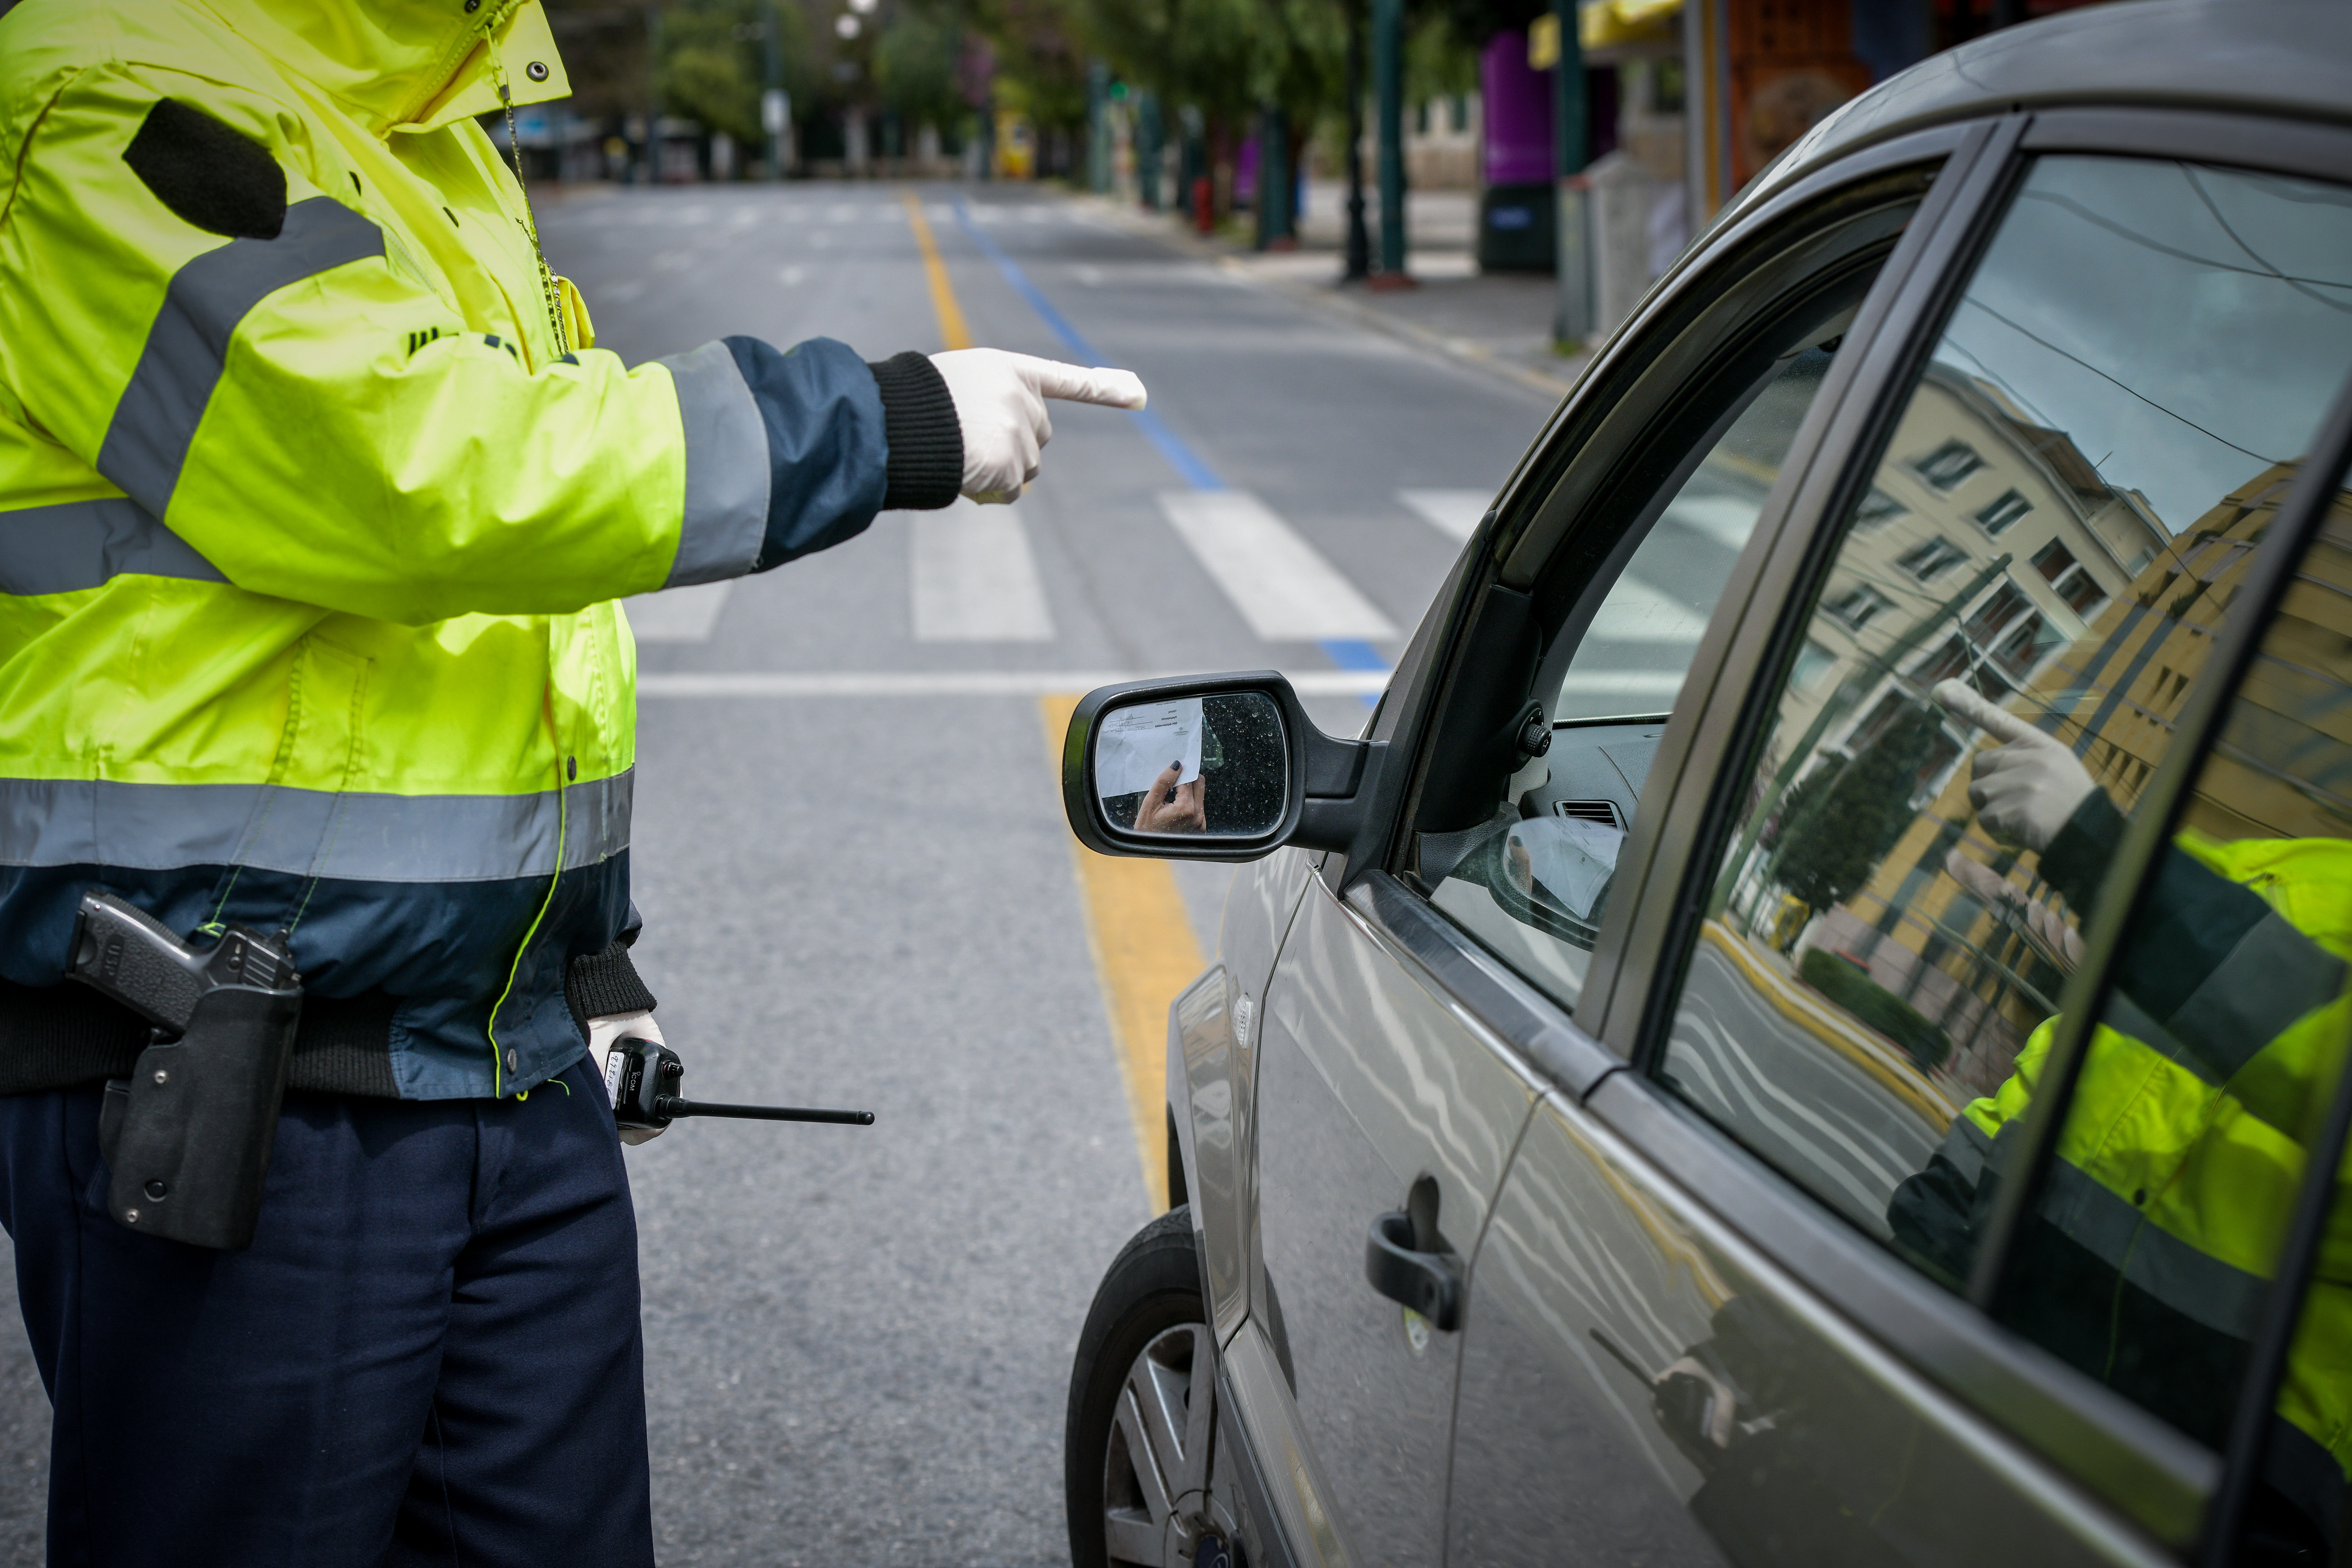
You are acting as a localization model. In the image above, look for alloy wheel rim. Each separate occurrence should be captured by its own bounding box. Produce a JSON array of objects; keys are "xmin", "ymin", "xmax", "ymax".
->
[{"xmin": 1102, "ymin": 1319, "xmax": 1213, "ymax": 1567}]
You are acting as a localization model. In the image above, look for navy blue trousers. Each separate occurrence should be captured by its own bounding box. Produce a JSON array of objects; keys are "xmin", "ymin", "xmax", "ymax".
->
[{"xmin": 0, "ymin": 1057, "xmax": 654, "ymax": 1567}]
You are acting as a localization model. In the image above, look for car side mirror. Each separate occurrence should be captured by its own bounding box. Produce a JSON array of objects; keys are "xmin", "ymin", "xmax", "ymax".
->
[{"xmin": 1060, "ymin": 672, "xmax": 1384, "ymax": 862}]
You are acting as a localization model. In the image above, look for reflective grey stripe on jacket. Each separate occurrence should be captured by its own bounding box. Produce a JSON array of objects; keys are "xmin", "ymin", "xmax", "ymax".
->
[
  {"xmin": 2159, "ymin": 909, "xmax": 2345, "ymax": 1081},
  {"xmin": 0, "ymin": 771, "xmax": 630, "ymax": 881},
  {"xmin": 1936, "ymin": 1113, "xmax": 1997, "ymax": 1188},
  {"xmin": 657, "ymin": 340, "xmax": 770, "ymax": 586},
  {"xmin": 95, "ymin": 196, "xmax": 383, "ymax": 518},
  {"xmin": 2037, "ymin": 1158, "xmax": 2267, "ymax": 1341},
  {"xmin": 0, "ymin": 497, "xmax": 224, "ymax": 594}
]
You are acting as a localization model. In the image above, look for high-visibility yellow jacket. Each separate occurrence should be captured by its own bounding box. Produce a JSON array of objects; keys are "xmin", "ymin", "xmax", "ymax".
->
[
  {"xmin": 1896, "ymin": 828, "xmax": 2352, "ymax": 1541},
  {"xmin": 0, "ymin": 0, "xmax": 963, "ymax": 1098}
]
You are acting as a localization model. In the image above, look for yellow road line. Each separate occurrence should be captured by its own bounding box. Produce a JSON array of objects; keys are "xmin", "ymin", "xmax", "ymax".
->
[
  {"xmin": 1697, "ymin": 921, "xmax": 1962, "ymax": 1129},
  {"xmin": 900, "ymin": 190, "xmax": 971, "ymax": 351},
  {"xmin": 1041, "ymin": 695, "xmax": 1203, "ymax": 1214}
]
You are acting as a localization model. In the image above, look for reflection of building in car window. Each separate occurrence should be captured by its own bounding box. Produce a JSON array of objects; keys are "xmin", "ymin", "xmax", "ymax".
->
[
  {"xmin": 1911, "ymin": 437, "xmax": 1986, "ymax": 491},
  {"xmin": 1852, "ymin": 487, "xmax": 1907, "ymax": 529},
  {"xmin": 1821, "ymin": 582, "xmax": 1895, "ymax": 632},
  {"xmin": 1895, "ymin": 536, "xmax": 1967, "ymax": 582},
  {"xmin": 1973, "ymin": 486, "xmax": 2033, "ymax": 536},
  {"xmin": 1793, "ymin": 465, "xmax": 2289, "ymax": 1097}
]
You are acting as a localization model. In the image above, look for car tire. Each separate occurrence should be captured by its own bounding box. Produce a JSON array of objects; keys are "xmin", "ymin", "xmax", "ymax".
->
[{"xmin": 1066, "ymin": 1204, "xmax": 1224, "ymax": 1568}]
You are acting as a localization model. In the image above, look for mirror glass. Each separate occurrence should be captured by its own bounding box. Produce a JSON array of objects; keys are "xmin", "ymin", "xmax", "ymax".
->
[{"xmin": 1095, "ymin": 691, "xmax": 1288, "ymax": 838}]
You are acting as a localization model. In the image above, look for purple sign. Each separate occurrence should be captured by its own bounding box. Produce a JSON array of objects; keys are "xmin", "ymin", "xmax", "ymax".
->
[
  {"xmin": 1234, "ymin": 133, "xmax": 1259, "ymax": 204},
  {"xmin": 1481, "ymin": 29, "xmax": 1553, "ymax": 186}
]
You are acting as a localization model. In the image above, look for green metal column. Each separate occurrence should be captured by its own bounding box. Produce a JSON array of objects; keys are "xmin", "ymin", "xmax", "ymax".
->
[
  {"xmin": 1137, "ymin": 92, "xmax": 1162, "ymax": 209},
  {"xmin": 1373, "ymin": 0, "xmax": 1405, "ymax": 275},
  {"xmin": 1551, "ymin": 0, "xmax": 1591, "ymax": 342},
  {"xmin": 761, "ymin": 1, "xmax": 785, "ymax": 180},
  {"xmin": 1087, "ymin": 60, "xmax": 1111, "ymax": 192},
  {"xmin": 1257, "ymin": 105, "xmax": 1293, "ymax": 247}
]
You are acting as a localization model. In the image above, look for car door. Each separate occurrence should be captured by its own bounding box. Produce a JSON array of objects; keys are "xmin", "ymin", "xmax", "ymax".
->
[
  {"xmin": 1235, "ymin": 123, "xmax": 1972, "ymax": 1568},
  {"xmin": 1445, "ymin": 111, "xmax": 2352, "ymax": 1567}
]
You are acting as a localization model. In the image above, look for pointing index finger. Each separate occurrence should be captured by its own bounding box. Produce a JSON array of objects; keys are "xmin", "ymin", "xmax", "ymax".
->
[
  {"xmin": 1931, "ymin": 677, "xmax": 2034, "ymax": 744},
  {"xmin": 1007, "ymin": 352, "xmax": 1149, "ymax": 410}
]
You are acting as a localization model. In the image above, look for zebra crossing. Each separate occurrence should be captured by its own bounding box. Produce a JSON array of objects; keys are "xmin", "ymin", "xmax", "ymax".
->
[{"xmin": 623, "ymin": 486, "xmax": 1473, "ymax": 647}]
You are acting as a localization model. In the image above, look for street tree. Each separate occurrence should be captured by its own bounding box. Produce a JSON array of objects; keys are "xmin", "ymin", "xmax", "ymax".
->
[{"xmin": 1772, "ymin": 701, "xmax": 1947, "ymax": 937}]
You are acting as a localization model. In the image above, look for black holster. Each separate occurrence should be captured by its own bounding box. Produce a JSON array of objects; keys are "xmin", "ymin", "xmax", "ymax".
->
[{"xmin": 99, "ymin": 983, "xmax": 301, "ymax": 1251}]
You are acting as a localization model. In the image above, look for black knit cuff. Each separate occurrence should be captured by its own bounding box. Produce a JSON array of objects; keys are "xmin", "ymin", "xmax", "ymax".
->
[
  {"xmin": 867, "ymin": 351, "xmax": 963, "ymax": 511},
  {"xmin": 566, "ymin": 941, "xmax": 659, "ymax": 1029},
  {"xmin": 2038, "ymin": 788, "xmax": 2126, "ymax": 912}
]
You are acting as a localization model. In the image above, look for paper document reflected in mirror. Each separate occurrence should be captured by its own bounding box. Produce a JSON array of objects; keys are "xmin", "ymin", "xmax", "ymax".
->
[{"xmin": 1095, "ymin": 698, "xmax": 1204, "ymax": 800}]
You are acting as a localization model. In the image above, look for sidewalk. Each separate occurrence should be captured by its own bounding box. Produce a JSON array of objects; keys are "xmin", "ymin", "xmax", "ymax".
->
[{"xmin": 1083, "ymin": 186, "xmax": 1591, "ymax": 400}]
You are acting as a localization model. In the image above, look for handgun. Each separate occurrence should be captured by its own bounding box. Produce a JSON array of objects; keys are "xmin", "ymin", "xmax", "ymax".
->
[{"xmin": 68, "ymin": 891, "xmax": 302, "ymax": 1250}]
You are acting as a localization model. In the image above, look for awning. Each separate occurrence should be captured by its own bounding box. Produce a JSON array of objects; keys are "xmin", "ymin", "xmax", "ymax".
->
[{"xmin": 1582, "ymin": 0, "xmax": 1681, "ymax": 50}]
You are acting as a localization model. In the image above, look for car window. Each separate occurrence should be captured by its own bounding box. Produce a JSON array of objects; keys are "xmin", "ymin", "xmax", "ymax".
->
[
  {"xmin": 1427, "ymin": 294, "xmax": 1873, "ymax": 1013},
  {"xmin": 1554, "ymin": 348, "xmax": 1834, "ymax": 725},
  {"xmin": 1657, "ymin": 153, "xmax": 2352, "ymax": 1299},
  {"xmin": 1959, "ymin": 486, "xmax": 2352, "ymax": 1561}
]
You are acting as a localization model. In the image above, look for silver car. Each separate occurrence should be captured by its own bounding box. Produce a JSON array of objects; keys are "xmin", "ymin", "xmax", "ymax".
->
[{"xmin": 1058, "ymin": 6, "xmax": 2352, "ymax": 1567}]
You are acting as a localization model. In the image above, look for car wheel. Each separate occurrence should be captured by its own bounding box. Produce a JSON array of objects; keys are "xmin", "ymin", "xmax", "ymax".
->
[{"xmin": 1066, "ymin": 1205, "xmax": 1229, "ymax": 1568}]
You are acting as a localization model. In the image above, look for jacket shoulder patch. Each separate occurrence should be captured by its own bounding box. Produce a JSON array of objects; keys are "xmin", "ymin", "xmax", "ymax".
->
[{"xmin": 122, "ymin": 99, "xmax": 288, "ymax": 242}]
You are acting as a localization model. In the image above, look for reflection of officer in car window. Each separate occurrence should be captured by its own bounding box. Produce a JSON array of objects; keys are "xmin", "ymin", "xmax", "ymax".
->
[{"xmin": 1888, "ymin": 680, "xmax": 2352, "ymax": 1558}]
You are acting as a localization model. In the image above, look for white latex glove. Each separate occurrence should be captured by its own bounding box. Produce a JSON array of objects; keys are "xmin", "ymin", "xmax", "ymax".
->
[
  {"xmin": 585, "ymin": 1009, "xmax": 666, "ymax": 1145},
  {"xmin": 1944, "ymin": 849, "xmax": 2086, "ymax": 973},
  {"xmin": 928, "ymin": 349, "xmax": 1147, "ymax": 504},
  {"xmin": 1931, "ymin": 679, "xmax": 2097, "ymax": 852}
]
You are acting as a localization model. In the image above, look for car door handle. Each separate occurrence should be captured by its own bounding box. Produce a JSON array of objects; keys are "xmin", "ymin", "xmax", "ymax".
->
[{"xmin": 1364, "ymin": 1209, "xmax": 1461, "ymax": 1331}]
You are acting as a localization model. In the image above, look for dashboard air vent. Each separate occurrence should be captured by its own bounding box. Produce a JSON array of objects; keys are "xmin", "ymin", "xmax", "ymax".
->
[{"xmin": 1554, "ymin": 799, "xmax": 1623, "ymax": 830}]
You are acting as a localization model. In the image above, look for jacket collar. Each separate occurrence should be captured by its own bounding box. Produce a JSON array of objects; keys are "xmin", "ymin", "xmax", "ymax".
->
[{"xmin": 194, "ymin": 0, "xmax": 571, "ymax": 137}]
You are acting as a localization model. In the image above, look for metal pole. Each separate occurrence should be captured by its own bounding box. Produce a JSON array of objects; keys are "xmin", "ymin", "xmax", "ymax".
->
[
  {"xmin": 643, "ymin": 3, "xmax": 663, "ymax": 186},
  {"xmin": 762, "ymin": 1, "xmax": 784, "ymax": 180},
  {"xmin": 1257, "ymin": 104, "xmax": 1292, "ymax": 246},
  {"xmin": 1087, "ymin": 59, "xmax": 1110, "ymax": 192},
  {"xmin": 1137, "ymin": 92, "xmax": 1162, "ymax": 209},
  {"xmin": 1373, "ymin": 0, "xmax": 1405, "ymax": 276},
  {"xmin": 1551, "ymin": 0, "xmax": 1590, "ymax": 342},
  {"xmin": 1344, "ymin": 2, "xmax": 1370, "ymax": 280}
]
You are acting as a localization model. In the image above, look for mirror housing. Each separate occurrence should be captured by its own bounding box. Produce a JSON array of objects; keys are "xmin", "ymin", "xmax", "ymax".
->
[{"xmin": 1061, "ymin": 671, "xmax": 1385, "ymax": 863}]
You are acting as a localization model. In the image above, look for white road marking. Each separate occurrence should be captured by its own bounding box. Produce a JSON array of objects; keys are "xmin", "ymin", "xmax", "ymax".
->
[
  {"xmin": 1554, "ymin": 671, "xmax": 1687, "ymax": 700},
  {"xmin": 623, "ymin": 581, "xmax": 732, "ymax": 643},
  {"xmin": 910, "ymin": 503, "xmax": 1054, "ymax": 642},
  {"xmin": 639, "ymin": 670, "xmax": 1391, "ymax": 697},
  {"xmin": 778, "ymin": 265, "xmax": 806, "ymax": 286},
  {"xmin": 1397, "ymin": 488, "xmax": 1491, "ymax": 543},
  {"xmin": 1157, "ymin": 490, "xmax": 1397, "ymax": 642},
  {"xmin": 597, "ymin": 279, "xmax": 647, "ymax": 304},
  {"xmin": 826, "ymin": 204, "xmax": 857, "ymax": 222},
  {"xmin": 1586, "ymin": 576, "xmax": 1711, "ymax": 642},
  {"xmin": 1666, "ymin": 493, "xmax": 1764, "ymax": 549},
  {"xmin": 1072, "ymin": 265, "xmax": 1105, "ymax": 286}
]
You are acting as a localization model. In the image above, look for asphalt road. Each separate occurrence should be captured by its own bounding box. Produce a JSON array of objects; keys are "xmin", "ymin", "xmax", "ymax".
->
[{"xmin": 0, "ymin": 180, "xmax": 1553, "ymax": 1566}]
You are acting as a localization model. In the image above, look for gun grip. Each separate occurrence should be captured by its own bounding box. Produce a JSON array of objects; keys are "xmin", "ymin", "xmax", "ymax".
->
[{"xmin": 105, "ymin": 984, "xmax": 299, "ymax": 1251}]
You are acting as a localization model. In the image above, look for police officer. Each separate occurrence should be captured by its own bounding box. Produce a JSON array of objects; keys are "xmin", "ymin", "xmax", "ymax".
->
[{"xmin": 0, "ymin": 0, "xmax": 1144, "ymax": 1561}]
